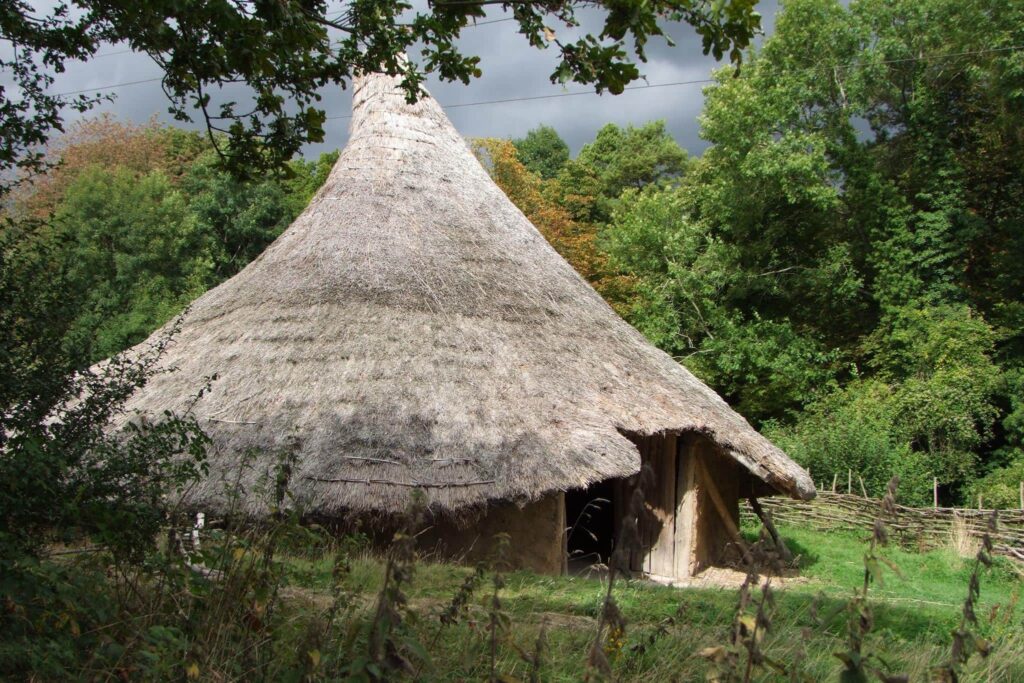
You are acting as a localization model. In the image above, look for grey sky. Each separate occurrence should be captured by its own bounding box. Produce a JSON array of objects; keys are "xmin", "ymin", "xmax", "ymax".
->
[{"xmin": 26, "ymin": 1, "xmax": 780, "ymax": 159}]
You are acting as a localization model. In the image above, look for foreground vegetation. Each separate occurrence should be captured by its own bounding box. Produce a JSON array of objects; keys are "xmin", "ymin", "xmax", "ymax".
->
[
  {"xmin": 6, "ymin": 508, "xmax": 1021, "ymax": 681},
  {"xmin": 281, "ymin": 525, "xmax": 1024, "ymax": 681}
]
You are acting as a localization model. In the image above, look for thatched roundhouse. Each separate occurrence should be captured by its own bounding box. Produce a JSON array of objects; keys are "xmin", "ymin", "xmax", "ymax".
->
[{"xmin": 116, "ymin": 71, "xmax": 814, "ymax": 580}]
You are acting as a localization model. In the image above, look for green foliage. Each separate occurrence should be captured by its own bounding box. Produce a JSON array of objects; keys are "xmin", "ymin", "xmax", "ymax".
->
[
  {"xmin": 513, "ymin": 125, "xmax": 570, "ymax": 180},
  {"xmin": 0, "ymin": 228, "xmax": 211, "ymax": 673},
  {"xmin": 181, "ymin": 151, "xmax": 327, "ymax": 281},
  {"xmin": 879, "ymin": 306, "xmax": 1001, "ymax": 486},
  {"xmin": 5, "ymin": 120, "xmax": 338, "ymax": 365},
  {"xmin": 571, "ymin": 121, "xmax": 690, "ymax": 222},
  {"xmin": 51, "ymin": 166, "xmax": 210, "ymax": 361},
  {"xmin": 580, "ymin": 0, "xmax": 1024, "ymax": 504},
  {"xmin": 768, "ymin": 381, "xmax": 931, "ymax": 506},
  {"xmin": 969, "ymin": 458, "xmax": 1024, "ymax": 510}
]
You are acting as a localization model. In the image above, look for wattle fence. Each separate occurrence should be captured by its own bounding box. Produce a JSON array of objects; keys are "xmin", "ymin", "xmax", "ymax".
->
[{"xmin": 742, "ymin": 492, "xmax": 1024, "ymax": 562}]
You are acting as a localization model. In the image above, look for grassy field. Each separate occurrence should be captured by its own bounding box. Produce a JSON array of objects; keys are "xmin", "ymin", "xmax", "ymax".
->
[{"xmin": 279, "ymin": 523, "xmax": 1023, "ymax": 682}]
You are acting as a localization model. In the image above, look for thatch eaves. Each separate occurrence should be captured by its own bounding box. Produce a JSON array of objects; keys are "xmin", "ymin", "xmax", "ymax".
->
[{"xmin": 114, "ymin": 71, "xmax": 815, "ymax": 516}]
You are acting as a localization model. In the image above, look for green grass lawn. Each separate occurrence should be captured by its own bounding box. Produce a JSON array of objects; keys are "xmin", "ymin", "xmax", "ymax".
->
[{"xmin": 281, "ymin": 524, "xmax": 1024, "ymax": 681}]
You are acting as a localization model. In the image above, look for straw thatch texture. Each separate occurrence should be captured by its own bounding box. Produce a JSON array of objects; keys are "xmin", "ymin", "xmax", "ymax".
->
[{"xmin": 113, "ymin": 71, "xmax": 815, "ymax": 516}]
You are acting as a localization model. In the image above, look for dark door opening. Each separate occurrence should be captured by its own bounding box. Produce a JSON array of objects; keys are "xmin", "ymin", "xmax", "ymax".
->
[{"xmin": 565, "ymin": 479, "xmax": 617, "ymax": 571}]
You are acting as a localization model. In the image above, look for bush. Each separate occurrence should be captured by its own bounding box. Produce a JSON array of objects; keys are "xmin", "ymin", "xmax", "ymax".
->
[
  {"xmin": 969, "ymin": 455, "xmax": 1024, "ymax": 509},
  {"xmin": 767, "ymin": 380, "xmax": 932, "ymax": 505}
]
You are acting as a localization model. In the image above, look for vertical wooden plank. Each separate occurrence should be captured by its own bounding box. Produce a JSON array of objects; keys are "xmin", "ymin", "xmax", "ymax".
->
[
  {"xmin": 674, "ymin": 436, "xmax": 698, "ymax": 579},
  {"xmin": 644, "ymin": 434, "xmax": 677, "ymax": 578},
  {"xmin": 557, "ymin": 492, "xmax": 568, "ymax": 576},
  {"xmin": 625, "ymin": 438, "xmax": 645, "ymax": 573},
  {"xmin": 643, "ymin": 438, "xmax": 651, "ymax": 577}
]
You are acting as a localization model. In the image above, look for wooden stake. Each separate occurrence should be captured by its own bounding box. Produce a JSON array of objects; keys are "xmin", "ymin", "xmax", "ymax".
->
[
  {"xmin": 748, "ymin": 496, "xmax": 793, "ymax": 562},
  {"xmin": 978, "ymin": 494, "xmax": 983, "ymax": 510},
  {"xmin": 858, "ymin": 475, "xmax": 868, "ymax": 499},
  {"xmin": 933, "ymin": 477, "xmax": 938, "ymax": 509},
  {"xmin": 831, "ymin": 473, "xmax": 837, "ymax": 493}
]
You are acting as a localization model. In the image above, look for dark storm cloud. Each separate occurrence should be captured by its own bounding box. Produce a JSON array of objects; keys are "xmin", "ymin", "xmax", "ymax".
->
[{"xmin": 23, "ymin": 0, "xmax": 779, "ymax": 158}]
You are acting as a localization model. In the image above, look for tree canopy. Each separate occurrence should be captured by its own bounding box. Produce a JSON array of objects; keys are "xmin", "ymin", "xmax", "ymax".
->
[
  {"xmin": 594, "ymin": 0, "xmax": 1024, "ymax": 505},
  {"xmin": 1, "ymin": 0, "xmax": 761, "ymax": 195},
  {"xmin": 4, "ymin": 117, "xmax": 334, "ymax": 365},
  {"xmin": 482, "ymin": 0, "xmax": 1024, "ymax": 507},
  {"xmin": 512, "ymin": 126, "xmax": 570, "ymax": 180}
]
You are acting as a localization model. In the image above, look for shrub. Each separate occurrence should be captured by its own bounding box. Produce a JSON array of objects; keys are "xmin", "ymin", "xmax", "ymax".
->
[
  {"xmin": 767, "ymin": 380, "xmax": 932, "ymax": 505},
  {"xmin": 969, "ymin": 456, "xmax": 1024, "ymax": 509}
]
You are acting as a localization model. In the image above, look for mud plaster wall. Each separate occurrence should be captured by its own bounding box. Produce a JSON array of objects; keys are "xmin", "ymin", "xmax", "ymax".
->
[{"xmin": 418, "ymin": 493, "xmax": 566, "ymax": 575}]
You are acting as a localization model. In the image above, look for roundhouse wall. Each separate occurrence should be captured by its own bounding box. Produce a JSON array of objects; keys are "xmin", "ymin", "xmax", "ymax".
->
[{"xmin": 418, "ymin": 493, "xmax": 566, "ymax": 575}]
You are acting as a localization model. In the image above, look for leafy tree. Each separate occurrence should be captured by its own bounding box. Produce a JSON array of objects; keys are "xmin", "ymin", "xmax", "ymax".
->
[
  {"xmin": 878, "ymin": 306, "xmax": 1002, "ymax": 486},
  {"xmin": 595, "ymin": 0, "xmax": 1024, "ymax": 502},
  {"xmin": 512, "ymin": 125, "xmax": 570, "ymax": 180},
  {"xmin": 767, "ymin": 380, "xmax": 932, "ymax": 506},
  {"xmin": 182, "ymin": 150, "xmax": 336, "ymax": 281},
  {"xmin": 570, "ymin": 121, "xmax": 690, "ymax": 221},
  {"xmin": 10, "ymin": 116, "xmax": 209, "ymax": 220},
  {"xmin": 604, "ymin": 184, "xmax": 840, "ymax": 418},
  {"xmin": 1, "ymin": 0, "xmax": 762, "ymax": 193},
  {"xmin": 0, "ymin": 229, "xmax": 209, "ymax": 562},
  {"xmin": 970, "ymin": 457, "xmax": 1024, "ymax": 510},
  {"xmin": 4, "ymin": 117, "xmax": 338, "ymax": 364},
  {"xmin": 50, "ymin": 166, "xmax": 211, "ymax": 362}
]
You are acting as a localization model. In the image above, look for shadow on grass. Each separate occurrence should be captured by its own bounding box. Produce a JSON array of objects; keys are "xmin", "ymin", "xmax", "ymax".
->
[
  {"xmin": 782, "ymin": 534, "xmax": 820, "ymax": 570},
  {"xmin": 740, "ymin": 528, "xmax": 821, "ymax": 570}
]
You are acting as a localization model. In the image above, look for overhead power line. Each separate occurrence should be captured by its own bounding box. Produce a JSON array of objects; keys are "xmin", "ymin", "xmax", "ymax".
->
[
  {"xmin": 50, "ymin": 43, "xmax": 1024, "ymax": 106},
  {"xmin": 55, "ymin": 76, "xmax": 164, "ymax": 97},
  {"xmin": 92, "ymin": 48, "xmax": 135, "ymax": 59},
  {"xmin": 79, "ymin": 17, "xmax": 516, "ymax": 62},
  {"xmin": 325, "ymin": 77, "xmax": 717, "ymax": 121}
]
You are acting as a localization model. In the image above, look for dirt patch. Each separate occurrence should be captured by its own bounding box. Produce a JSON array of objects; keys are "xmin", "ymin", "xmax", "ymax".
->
[{"xmin": 648, "ymin": 567, "xmax": 810, "ymax": 590}]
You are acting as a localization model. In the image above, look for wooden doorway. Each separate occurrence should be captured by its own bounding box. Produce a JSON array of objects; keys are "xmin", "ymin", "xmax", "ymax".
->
[{"xmin": 622, "ymin": 433, "xmax": 744, "ymax": 581}]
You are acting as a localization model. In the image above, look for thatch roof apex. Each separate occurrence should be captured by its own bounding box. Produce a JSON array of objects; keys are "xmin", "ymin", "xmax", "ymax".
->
[{"xmin": 114, "ymin": 70, "xmax": 814, "ymax": 515}]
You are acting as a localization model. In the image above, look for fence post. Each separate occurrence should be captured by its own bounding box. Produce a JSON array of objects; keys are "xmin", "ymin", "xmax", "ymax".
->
[
  {"xmin": 831, "ymin": 473, "xmax": 837, "ymax": 493},
  {"xmin": 858, "ymin": 475, "xmax": 868, "ymax": 499},
  {"xmin": 978, "ymin": 494, "xmax": 983, "ymax": 510},
  {"xmin": 933, "ymin": 477, "xmax": 938, "ymax": 509}
]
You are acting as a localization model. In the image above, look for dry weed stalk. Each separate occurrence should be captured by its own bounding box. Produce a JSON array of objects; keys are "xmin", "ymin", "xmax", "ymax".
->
[
  {"xmin": 931, "ymin": 511, "xmax": 998, "ymax": 682},
  {"xmin": 701, "ymin": 526, "xmax": 794, "ymax": 683},
  {"xmin": 363, "ymin": 490, "xmax": 427, "ymax": 681},
  {"xmin": 521, "ymin": 618, "xmax": 548, "ymax": 683},
  {"xmin": 832, "ymin": 476, "xmax": 908, "ymax": 683},
  {"xmin": 487, "ymin": 532, "xmax": 512, "ymax": 683},
  {"xmin": 585, "ymin": 464, "xmax": 653, "ymax": 681}
]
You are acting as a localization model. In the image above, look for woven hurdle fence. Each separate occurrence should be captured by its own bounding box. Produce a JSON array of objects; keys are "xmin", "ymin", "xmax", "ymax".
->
[{"xmin": 742, "ymin": 492, "xmax": 1024, "ymax": 562}]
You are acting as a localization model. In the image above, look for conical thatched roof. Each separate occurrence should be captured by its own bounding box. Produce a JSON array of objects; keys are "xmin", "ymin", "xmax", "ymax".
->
[{"xmin": 117, "ymin": 71, "xmax": 815, "ymax": 515}]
